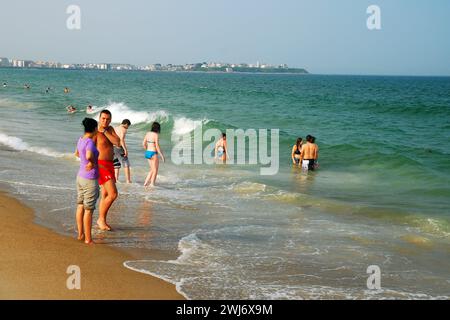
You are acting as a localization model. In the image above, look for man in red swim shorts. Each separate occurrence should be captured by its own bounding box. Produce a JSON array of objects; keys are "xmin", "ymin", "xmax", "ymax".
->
[{"xmin": 95, "ymin": 110, "xmax": 121, "ymax": 231}]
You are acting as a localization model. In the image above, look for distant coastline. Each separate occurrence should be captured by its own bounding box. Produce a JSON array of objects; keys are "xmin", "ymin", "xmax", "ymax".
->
[
  {"xmin": 0, "ymin": 66, "xmax": 310, "ymax": 75},
  {"xmin": 0, "ymin": 56, "xmax": 308, "ymax": 74}
]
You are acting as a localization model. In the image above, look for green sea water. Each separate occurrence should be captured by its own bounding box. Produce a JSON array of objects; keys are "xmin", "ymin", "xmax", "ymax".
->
[{"xmin": 0, "ymin": 68, "xmax": 449, "ymax": 299}]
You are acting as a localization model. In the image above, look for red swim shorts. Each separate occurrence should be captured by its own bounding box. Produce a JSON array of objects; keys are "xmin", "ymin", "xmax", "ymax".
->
[{"xmin": 98, "ymin": 160, "xmax": 116, "ymax": 185}]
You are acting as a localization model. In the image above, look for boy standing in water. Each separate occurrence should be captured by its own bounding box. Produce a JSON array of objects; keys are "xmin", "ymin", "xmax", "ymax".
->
[
  {"xmin": 96, "ymin": 110, "xmax": 121, "ymax": 231},
  {"xmin": 114, "ymin": 119, "xmax": 132, "ymax": 183}
]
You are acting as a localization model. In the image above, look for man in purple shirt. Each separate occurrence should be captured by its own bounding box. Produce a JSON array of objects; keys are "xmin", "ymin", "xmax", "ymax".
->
[{"xmin": 75, "ymin": 118, "xmax": 100, "ymax": 245}]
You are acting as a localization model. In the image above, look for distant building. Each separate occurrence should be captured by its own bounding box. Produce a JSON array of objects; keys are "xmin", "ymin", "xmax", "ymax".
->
[
  {"xmin": 0, "ymin": 57, "xmax": 10, "ymax": 67},
  {"xmin": 12, "ymin": 60, "xmax": 33, "ymax": 68}
]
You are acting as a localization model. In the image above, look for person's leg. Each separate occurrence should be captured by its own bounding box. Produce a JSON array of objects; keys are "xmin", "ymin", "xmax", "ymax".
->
[
  {"xmin": 150, "ymin": 157, "xmax": 159, "ymax": 186},
  {"xmin": 97, "ymin": 180, "xmax": 117, "ymax": 230},
  {"xmin": 114, "ymin": 168, "xmax": 120, "ymax": 182},
  {"xmin": 144, "ymin": 159, "xmax": 152, "ymax": 187},
  {"xmin": 76, "ymin": 204, "xmax": 85, "ymax": 240},
  {"xmin": 124, "ymin": 166, "xmax": 131, "ymax": 184},
  {"xmin": 83, "ymin": 209, "xmax": 94, "ymax": 244}
]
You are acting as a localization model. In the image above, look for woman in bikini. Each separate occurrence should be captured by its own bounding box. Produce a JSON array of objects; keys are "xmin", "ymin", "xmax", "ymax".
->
[
  {"xmin": 215, "ymin": 133, "xmax": 229, "ymax": 163},
  {"xmin": 143, "ymin": 122, "xmax": 165, "ymax": 187},
  {"xmin": 291, "ymin": 137, "xmax": 303, "ymax": 166}
]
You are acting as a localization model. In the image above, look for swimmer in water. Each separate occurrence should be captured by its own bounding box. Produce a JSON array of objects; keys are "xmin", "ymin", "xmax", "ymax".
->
[
  {"xmin": 67, "ymin": 105, "xmax": 77, "ymax": 113},
  {"xmin": 86, "ymin": 105, "xmax": 94, "ymax": 113}
]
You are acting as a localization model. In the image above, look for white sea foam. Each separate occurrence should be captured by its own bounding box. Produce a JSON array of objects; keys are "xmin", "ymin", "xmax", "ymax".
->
[
  {"xmin": 0, "ymin": 133, "xmax": 70, "ymax": 158},
  {"xmin": 172, "ymin": 116, "xmax": 210, "ymax": 136},
  {"xmin": 96, "ymin": 102, "xmax": 170, "ymax": 125}
]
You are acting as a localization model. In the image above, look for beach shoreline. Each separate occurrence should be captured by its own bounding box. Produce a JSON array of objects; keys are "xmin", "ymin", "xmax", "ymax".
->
[{"xmin": 0, "ymin": 190, "xmax": 184, "ymax": 300}]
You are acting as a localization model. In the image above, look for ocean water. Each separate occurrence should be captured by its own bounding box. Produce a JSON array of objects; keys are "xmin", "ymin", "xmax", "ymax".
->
[{"xmin": 0, "ymin": 68, "xmax": 449, "ymax": 299}]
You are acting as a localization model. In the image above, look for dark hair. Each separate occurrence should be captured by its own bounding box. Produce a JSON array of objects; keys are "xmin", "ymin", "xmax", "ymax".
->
[
  {"xmin": 306, "ymin": 135, "xmax": 312, "ymax": 142},
  {"xmin": 82, "ymin": 118, "xmax": 98, "ymax": 133},
  {"xmin": 222, "ymin": 133, "xmax": 227, "ymax": 138},
  {"xmin": 122, "ymin": 119, "xmax": 131, "ymax": 126},
  {"xmin": 100, "ymin": 109, "xmax": 112, "ymax": 117},
  {"xmin": 296, "ymin": 137, "xmax": 303, "ymax": 150},
  {"xmin": 151, "ymin": 122, "xmax": 161, "ymax": 133},
  {"xmin": 311, "ymin": 136, "xmax": 316, "ymax": 143}
]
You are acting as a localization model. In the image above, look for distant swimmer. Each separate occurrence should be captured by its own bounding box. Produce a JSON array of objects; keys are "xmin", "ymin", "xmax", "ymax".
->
[
  {"xmin": 67, "ymin": 105, "xmax": 77, "ymax": 113},
  {"xmin": 143, "ymin": 122, "xmax": 165, "ymax": 187},
  {"xmin": 24, "ymin": 84, "xmax": 31, "ymax": 89},
  {"xmin": 215, "ymin": 133, "xmax": 229, "ymax": 163},
  {"xmin": 2, "ymin": 82, "xmax": 6, "ymax": 88},
  {"xmin": 64, "ymin": 87, "xmax": 70, "ymax": 94},
  {"xmin": 292, "ymin": 137, "xmax": 303, "ymax": 166},
  {"xmin": 86, "ymin": 105, "xmax": 94, "ymax": 114},
  {"xmin": 45, "ymin": 87, "xmax": 51, "ymax": 93},
  {"xmin": 300, "ymin": 135, "xmax": 319, "ymax": 171}
]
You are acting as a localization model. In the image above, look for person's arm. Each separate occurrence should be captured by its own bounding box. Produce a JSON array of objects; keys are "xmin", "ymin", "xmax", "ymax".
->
[
  {"xmin": 314, "ymin": 145, "xmax": 319, "ymax": 160},
  {"xmin": 214, "ymin": 142, "xmax": 218, "ymax": 159},
  {"xmin": 142, "ymin": 133, "xmax": 148, "ymax": 150},
  {"xmin": 155, "ymin": 134, "xmax": 165, "ymax": 162},
  {"xmin": 291, "ymin": 145, "xmax": 297, "ymax": 164},
  {"xmin": 101, "ymin": 126, "xmax": 120, "ymax": 146},
  {"xmin": 74, "ymin": 148, "xmax": 79, "ymax": 158},
  {"xmin": 299, "ymin": 145, "xmax": 305, "ymax": 162},
  {"xmin": 121, "ymin": 130, "xmax": 129, "ymax": 157},
  {"xmin": 84, "ymin": 150, "xmax": 96, "ymax": 171},
  {"xmin": 224, "ymin": 140, "xmax": 230, "ymax": 160}
]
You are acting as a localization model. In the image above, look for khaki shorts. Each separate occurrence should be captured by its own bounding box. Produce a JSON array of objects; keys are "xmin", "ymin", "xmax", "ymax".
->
[{"xmin": 76, "ymin": 176, "xmax": 99, "ymax": 211}]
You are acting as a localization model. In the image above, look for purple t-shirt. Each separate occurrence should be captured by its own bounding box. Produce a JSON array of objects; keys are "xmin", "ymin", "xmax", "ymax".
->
[{"xmin": 77, "ymin": 137, "xmax": 99, "ymax": 180}]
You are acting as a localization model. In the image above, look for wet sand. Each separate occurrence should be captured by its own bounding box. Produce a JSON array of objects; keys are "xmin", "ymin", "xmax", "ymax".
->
[{"xmin": 0, "ymin": 191, "xmax": 184, "ymax": 300}]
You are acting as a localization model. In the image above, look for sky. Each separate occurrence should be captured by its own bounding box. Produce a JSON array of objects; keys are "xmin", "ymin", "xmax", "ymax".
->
[{"xmin": 0, "ymin": 0, "xmax": 449, "ymax": 75}]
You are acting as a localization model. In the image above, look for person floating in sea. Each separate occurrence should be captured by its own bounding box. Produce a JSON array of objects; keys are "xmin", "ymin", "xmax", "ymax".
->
[
  {"xmin": 143, "ymin": 122, "xmax": 165, "ymax": 187},
  {"xmin": 95, "ymin": 110, "xmax": 120, "ymax": 231},
  {"xmin": 215, "ymin": 133, "xmax": 229, "ymax": 163},
  {"xmin": 66, "ymin": 105, "xmax": 77, "ymax": 113},
  {"xmin": 113, "ymin": 119, "xmax": 132, "ymax": 184},
  {"xmin": 2, "ymin": 82, "xmax": 7, "ymax": 88},
  {"xmin": 64, "ymin": 87, "xmax": 70, "ymax": 94},
  {"xmin": 291, "ymin": 137, "xmax": 303, "ymax": 166},
  {"xmin": 24, "ymin": 84, "xmax": 31, "ymax": 89},
  {"xmin": 86, "ymin": 105, "xmax": 94, "ymax": 114},
  {"xmin": 300, "ymin": 135, "xmax": 319, "ymax": 171},
  {"xmin": 45, "ymin": 87, "xmax": 51, "ymax": 93},
  {"xmin": 74, "ymin": 118, "xmax": 100, "ymax": 245}
]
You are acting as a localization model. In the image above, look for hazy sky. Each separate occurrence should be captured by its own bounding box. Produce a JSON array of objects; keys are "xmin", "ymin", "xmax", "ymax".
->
[{"xmin": 0, "ymin": 0, "xmax": 449, "ymax": 75}]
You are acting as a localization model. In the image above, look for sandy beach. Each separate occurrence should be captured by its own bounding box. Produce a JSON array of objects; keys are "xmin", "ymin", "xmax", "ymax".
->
[{"xmin": 0, "ymin": 191, "xmax": 184, "ymax": 300}]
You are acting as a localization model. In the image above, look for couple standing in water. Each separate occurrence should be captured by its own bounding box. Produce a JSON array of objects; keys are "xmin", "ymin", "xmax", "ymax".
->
[
  {"xmin": 292, "ymin": 135, "xmax": 319, "ymax": 171},
  {"xmin": 75, "ymin": 111, "xmax": 119, "ymax": 244},
  {"xmin": 75, "ymin": 109, "xmax": 165, "ymax": 244}
]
